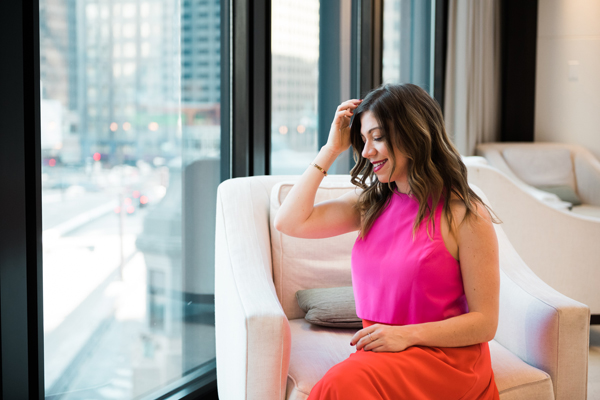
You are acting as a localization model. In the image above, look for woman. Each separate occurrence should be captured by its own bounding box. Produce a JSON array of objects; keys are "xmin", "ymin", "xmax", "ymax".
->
[{"xmin": 274, "ymin": 83, "xmax": 500, "ymax": 399}]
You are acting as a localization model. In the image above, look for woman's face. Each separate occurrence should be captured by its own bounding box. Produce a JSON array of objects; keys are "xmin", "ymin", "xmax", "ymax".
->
[{"xmin": 360, "ymin": 110, "xmax": 409, "ymax": 186}]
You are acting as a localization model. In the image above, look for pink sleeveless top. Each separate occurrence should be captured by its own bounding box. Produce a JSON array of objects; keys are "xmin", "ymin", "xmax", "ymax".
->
[{"xmin": 351, "ymin": 191, "xmax": 468, "ymax": 325}]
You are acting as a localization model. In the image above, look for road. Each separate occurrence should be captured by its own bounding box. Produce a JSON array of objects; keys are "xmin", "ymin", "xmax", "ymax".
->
[{"xmin": 42, "ymin": 164, "xmax": 216, "ymax": 398}]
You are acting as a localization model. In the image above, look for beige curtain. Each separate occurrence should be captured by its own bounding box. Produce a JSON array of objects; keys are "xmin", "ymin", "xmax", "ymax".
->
[{"xmin": 444, "ymin": 0, "xmax": 501, "ymax": 156}]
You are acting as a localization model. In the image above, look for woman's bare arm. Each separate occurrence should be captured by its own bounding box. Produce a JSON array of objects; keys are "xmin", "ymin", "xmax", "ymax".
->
[
  {"xmin": 274, "ymin": 147, "xmax": 361, "ymax": 238},
  {"xmin": 274, "ymin": 99, "xmax": 363, "ymax": 239}
]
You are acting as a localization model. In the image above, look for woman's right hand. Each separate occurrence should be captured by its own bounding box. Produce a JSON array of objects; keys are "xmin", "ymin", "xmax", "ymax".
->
[{"xmin": 325, "ymin": 99, "xmax": 362, "ymax": 155}]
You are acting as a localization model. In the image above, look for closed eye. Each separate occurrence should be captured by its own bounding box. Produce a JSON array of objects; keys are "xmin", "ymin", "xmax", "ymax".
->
[{"xmin": 360, "ymin": 135, "xmax": 383, "ymax": 142}]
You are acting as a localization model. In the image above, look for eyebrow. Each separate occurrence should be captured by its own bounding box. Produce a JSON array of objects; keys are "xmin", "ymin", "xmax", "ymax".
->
[{"xmin": 360, "ymin": 126, "xmax": 382, "ymax": 137}]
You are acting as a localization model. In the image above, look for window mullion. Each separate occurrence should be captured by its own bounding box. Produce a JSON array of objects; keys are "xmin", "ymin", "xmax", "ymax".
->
[
  {"xmin": 226, "ymin": 0, "xmax": 271, "ymax": 178},
  {"xmin": 0, "ymin": 0, "xmax": 45, "ymax": 398}
]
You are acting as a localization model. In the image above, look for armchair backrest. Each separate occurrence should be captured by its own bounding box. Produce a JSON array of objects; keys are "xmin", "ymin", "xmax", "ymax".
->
[
  {"xmin": 477, "ymin": 142, "xmax": 600, "ymax": 205},
  {"xmin": 501, "ymin": 146, "xmax": 576, "ymax": 190}
]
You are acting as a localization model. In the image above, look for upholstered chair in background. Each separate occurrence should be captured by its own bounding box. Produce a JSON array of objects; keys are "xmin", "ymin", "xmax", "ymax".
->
[
  {"xmin": 476, "ymin": 142, "xmax": 600, "ymax": 218},
  {"xmin": 465, "ymin": 160, "xmax": 600, "ymax": 316},
  {"xmin": 214, "ymin": 175, "xmax": 589, "ymax": 400}
]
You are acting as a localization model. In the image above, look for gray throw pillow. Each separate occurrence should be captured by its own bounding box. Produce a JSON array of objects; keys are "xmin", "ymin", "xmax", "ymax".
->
[
  {"xmin": 536, "ymin": 185, "xmax": 582, "ymax": 206},
  {"xmin": 296, "ymin": 286, "xmax": 363, "ymax": 328}
]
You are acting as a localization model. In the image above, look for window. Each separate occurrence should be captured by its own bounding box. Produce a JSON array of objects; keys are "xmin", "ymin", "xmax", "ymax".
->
[
  {"xmin": 3, "ymin": 0, "xmax": 444, "ymax": 396},
  {"xmin": 40, "ymin": 0, "xmax": 220, "ymax": 397},
  {"xmin": 270, "ymin": 0, "xmax": 320, "ymax": 174}
]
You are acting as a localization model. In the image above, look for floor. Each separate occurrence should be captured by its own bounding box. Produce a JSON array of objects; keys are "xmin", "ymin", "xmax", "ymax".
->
[{"xmin": 590, "ymin": 326, "xmax": 600, "ymax": 399}]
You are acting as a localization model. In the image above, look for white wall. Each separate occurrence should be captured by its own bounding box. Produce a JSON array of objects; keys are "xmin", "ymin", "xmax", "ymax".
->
[{"xmin": 535, "ymin": 0, "xmax": 600, "ymax": 159}]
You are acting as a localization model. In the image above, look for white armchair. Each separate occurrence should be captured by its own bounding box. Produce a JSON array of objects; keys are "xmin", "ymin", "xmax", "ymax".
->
[
  {"xmin": 215, "ymin": 175, "xmax": 589, "ymax": 400},
  {"xmin": 465, "ymin": 160, "xmax": 600, "ymax": 315},
  {"xmin": 477, "ymin": 142, "xmax": 600, "ymax": 217}
]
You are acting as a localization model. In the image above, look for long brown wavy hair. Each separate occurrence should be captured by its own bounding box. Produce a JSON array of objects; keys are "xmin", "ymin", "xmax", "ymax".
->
[{"xmin": 350, "ymin": 83, "xmax": 498, "ymax": 239}]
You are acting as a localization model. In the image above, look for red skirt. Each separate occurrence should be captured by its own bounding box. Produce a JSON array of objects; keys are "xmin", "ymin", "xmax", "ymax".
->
[{"xmin": 307, "ymin": 320, "xmax": 499, "ymax": 400}]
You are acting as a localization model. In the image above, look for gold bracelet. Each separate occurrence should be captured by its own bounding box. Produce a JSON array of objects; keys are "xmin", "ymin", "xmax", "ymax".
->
[{"xmin": 310, "ymin": 162, "xmax": 328, "ymax": 176}]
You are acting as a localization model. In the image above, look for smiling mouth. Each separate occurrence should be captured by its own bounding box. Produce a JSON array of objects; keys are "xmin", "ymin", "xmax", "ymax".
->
[{"xmin": 372, "ymin": 159, "xmax": 388, "ymax": 172}]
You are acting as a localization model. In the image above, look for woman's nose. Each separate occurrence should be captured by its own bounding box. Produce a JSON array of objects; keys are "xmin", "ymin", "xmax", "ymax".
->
[{"xmin": 362, "ymin": 141, "xmax": 376, "ymax": 158}]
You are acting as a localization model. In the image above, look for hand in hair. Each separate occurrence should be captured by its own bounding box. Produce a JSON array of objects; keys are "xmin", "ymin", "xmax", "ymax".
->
[
  {"xmin": 274, "ymin": 99, "xmax": 364, "ymax": 239},
  {"xmin": 324, "ymin": 99, "xmax": 362, "ymax": 156}
]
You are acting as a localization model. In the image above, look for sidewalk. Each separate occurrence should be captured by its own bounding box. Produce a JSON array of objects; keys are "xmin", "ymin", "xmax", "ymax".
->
[{"xmin": 43, "ymin": 202, "xmax": 145, "ymax": 391}]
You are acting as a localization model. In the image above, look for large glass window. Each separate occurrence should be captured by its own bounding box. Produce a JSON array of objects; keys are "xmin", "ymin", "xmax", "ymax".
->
[
  {"xmin": 382, "ymin": 0, "xmax": 435, "ymax": 94},
  {"xmin": 40, "ymin": 0, "xmax": 219, "ymax": 397},
  {"xmin": 270, "ymin": 0, "xmax": 320, "ymax": 175}
]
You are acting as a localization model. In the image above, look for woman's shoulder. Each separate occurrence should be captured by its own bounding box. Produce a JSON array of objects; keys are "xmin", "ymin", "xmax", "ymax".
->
[{"xmin": 446, "ymin": 192, "xmax": 492, "ymax": 228}]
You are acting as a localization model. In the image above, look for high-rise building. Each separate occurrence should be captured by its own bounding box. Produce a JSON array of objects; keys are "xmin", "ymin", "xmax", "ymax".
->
[
  {"xmin": 40, "ymin": 0, "xmax": 80, "ymax": 163},
  {"xmin": 76, "ymin": 0, "xmax": 181, "ymax": 165},
  {"xmin": 180, "ymin": 0, "xmax": 221, "ymax": 164},
  {"xmin": 181, "ymin": 0, "xmax": 220, "ymax": 105},
  {"xmin": 40, "ymin": 0, "xmax": 78, "ymax": 108}
]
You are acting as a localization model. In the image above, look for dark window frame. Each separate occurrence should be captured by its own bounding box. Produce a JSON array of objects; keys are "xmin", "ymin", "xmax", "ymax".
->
[
  {"xmin": 221, "ymin": 0, "xmax": 271, "ymax": 178},
  {"xmin": 356, "ymin": 0, "xmax": 384, "ymax": 98},
  {"xmin": 0, "ymin": 0, "xmax": 44, "ymax": 398}
]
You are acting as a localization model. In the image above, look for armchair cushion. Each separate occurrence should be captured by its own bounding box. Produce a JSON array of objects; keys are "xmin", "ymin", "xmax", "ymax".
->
[
  {"xmin": 296, "ymin": 286, "xmax": 362, "ymax": 328},
  {"xmin": 501, "ymin": 147, "xmax": 576, "ymax": 190},
  {"xmin": 286, "ymin": 319, "xmax": 358, "ymax": 400},
  {"xmin": 488, "ymin": 341, "xmax": 554, "ymax": 400}
]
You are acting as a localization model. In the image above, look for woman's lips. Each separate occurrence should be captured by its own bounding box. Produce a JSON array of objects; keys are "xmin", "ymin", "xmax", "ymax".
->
[{"xmin": 372, "ymin": 159, "xmax": 388, "ymax": 172}]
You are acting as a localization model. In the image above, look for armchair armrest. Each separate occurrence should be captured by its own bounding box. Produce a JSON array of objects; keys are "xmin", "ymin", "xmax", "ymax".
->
[
  {"xmin": 215, "ymin": 178, "xmax": 291, "ymax": 400},
  {"xmin": 493, "ymin": 220, "xmax": 590, "ymax": 400}
]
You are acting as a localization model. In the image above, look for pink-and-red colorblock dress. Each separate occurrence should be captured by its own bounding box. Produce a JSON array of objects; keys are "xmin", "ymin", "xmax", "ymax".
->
[{"xmin": 308, "ymin": 191, "xmax": 499, "ymax": 400}]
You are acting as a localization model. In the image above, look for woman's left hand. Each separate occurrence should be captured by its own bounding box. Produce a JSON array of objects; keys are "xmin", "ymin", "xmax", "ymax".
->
[{"xmin": 350, "ymin": 324, "xmax": 414, "ymax": 352}]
